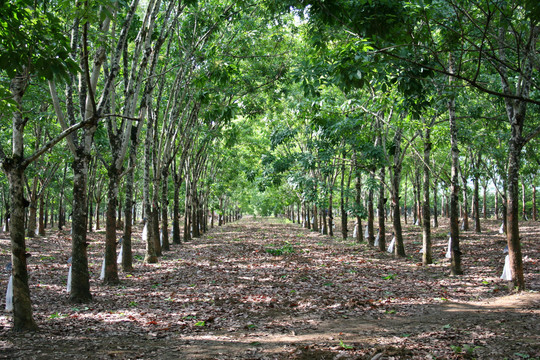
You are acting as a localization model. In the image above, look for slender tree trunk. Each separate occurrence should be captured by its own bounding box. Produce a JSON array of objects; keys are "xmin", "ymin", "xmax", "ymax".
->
[
  {"xmin": 422, "ymin": 127, "xmax": 432, "ymax": 265},
  {"xmin": 473, "ymin": 171, "xmax": 481, "ymax": 233},
  {"xmin": 533, "ymin": 185, "xmax": 537, "ymax": 221},
  {"xmin": 460, "ymin": 166, "xmax": 469, "ymax": 231},
  {"xmin": 38, "ymin": 195, "xmax": 45, "ymax": 236},
  {"xmin": 354, "ymin": 158, "xmax": 363, "ymax": 243},
  {"xmin": 448, "ymin": 55, "xmax": 463, "ymax": 275},
  {"xmin": 522, "ymin": 181, "xmax": 527, "ymax": 220},
  {"xmin": 161, "ymin": 168, "xmax": 170, "ymax": 251},
  {"xmin": 482, "ymin": 184, "xmax": 488, "ymax": 219},
  {"xmin": 104, "ymin": 171, "xmax": 119, "ymax": 284},
  {"xmin": 328, "ymin": 190, "xmax": 334, "ymax": 237},
  {"xmin": 507, "ymin": 142, "xmax": 525, "ymax": 290},
  {"xmin": 172, "ymin": 170, "xmax": 181, "ymax": 244},
  {"xmin": 495, "ymin": 191, "xmax": 499, "ymax": 220},
  {"xmin": 432, "ymin": 182, "xmax": 439, "ymax": 228},
  {"xmin": 122, "ymin": 125, "xmax": 139, "ymax": 272},
  {"xmin": 367, "ymin": 181, "xmax": 375, "ymax": 245},
  {"xmin": 8, "ymin": 167, "xmax": 38, "ymax": 331},
  {"xmin": 340, "ymin": 159, "xmax": 347, "ymax": 239},
  {"xmin": 312, "ymin": 203, "xmax": 318, "ymax": 232},
  {"xmin": 378, "ymin": 166, "xmax": 386, "ymax": 251},
  {"xmin": 70, "ymin": 155, "xmax": 93, "ymax": 302}
]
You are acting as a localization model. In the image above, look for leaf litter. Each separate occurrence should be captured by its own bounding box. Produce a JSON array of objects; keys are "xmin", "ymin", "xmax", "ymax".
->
[{"xmin": 0, "ymin": 217, "xmax": 538, "ymax": 359}]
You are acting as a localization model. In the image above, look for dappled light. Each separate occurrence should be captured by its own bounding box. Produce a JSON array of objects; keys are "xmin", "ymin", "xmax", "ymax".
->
[{"xmin": 1, "ymin": 217, "xmax": 539, "ymax": 359}]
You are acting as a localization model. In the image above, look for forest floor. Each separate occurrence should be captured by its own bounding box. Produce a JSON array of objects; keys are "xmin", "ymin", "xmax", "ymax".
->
[{"xmin": 0, "ymin": 216, "xmax": 539, "ymax": 359}]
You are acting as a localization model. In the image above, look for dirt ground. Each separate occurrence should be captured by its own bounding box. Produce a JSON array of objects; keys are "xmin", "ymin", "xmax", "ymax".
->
[{"xmin": 0, "ymin": 216, "xmax": 539, "ymax": 359}]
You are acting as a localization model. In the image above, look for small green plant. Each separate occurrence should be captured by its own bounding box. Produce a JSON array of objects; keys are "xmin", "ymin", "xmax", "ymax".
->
[
  {"xmin": 49, "ymin": 312, "xmax": 67, "ymax": 319},
  {"xmin": 194, "ymin": 321, "xmax": 205, "ymax": 326},
  {"xmin": 434, "ymin": 297, "xmax": 449, "ymax": 302},
  {"xmin": 382, "ymin": 274, "xmax": 397, "ymax": 280},
  {"xmin": 128, "ymin": 301, "xmax": 137, "ymax": 307},
  {"xmin": 339, "ymin": 340, "xmax": 353, "ymax": 350},
  {"xmin": 385, "ymin": 309, "xmax": 397, "ymax": 314},
  {"xmin": 265, "ymin": 242, "xmax": 296, "ymax": 256}
]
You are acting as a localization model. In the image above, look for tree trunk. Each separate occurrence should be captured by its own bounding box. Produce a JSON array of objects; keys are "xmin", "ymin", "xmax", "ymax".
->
[
  {"xmin": 70, "ymin": 154, "xmax": 93, "ymax": 302},
  {"xmin": 172, "ymin": 170, "xmax": 182, "ymax": 244},
  {"xmin": 473, "ymin": 170, "xmax": 481, "ymax": 233},
  {"xmin": 482, "ymin": 184, "xmax": 488, "ymax": 219},
  {"xmin": 522, "ymin": 181, "xmax": 527, "ymax": 220},
  {"xmin": 354, "ymin": 155, "xmax": 363, "ymax": 243},
  {"xmin": 495, "ymin": 191, "xmax": 499, "ymax": 220},
  {"xmin": 340, "ymin": 160, "xmax": 347, "ymax": 239},
  {"xmin": 460, "ymin": 166, "xmax": 469, "ymax": 231},
  {"xmin": 422, "ymin": 126, "xmax": 432, "ymax": 265},
  {"xmin": 38, "ymin": 194, "xmax": 45, "ymax": 236},
  {"xmin": 104, "ymin": 171, "xmax": 119, "ymax": 284},
  {"xmin": 390, "ymin": 129, "xmax": 405, "ymax": 257},
  {"xmin": 378, "ymin": 166, "xmax": 386, "ymax": 252},
  {"xmin": 328, "ymin": 190, "xmax": 334, "ymax": 237},
  {"xmin": 8, "ymin": 166, "xmax": 38, "ymax": 331},
  {"xmin": 533, "ymin": 185, "xmax": 537, "ymax": 221},
  {"xmin": 367, "ymin": 182, "xmax": 375, "ymax": 245},
  {"xmin": 448, "ymin": 55, "xmax": 463, "ymax": 276},
  {"xmin": 160, "ymin": 168, "xmax": 170, "ymax": 251},
  {"xmin": 432, "ymin": 182, "xmax": 439, "ymax": 228},
  {"xmin": 507, "ymin": 141, "xmax": 525, "ymax": 290},
  {"xmin": 312, "ymin": 204, "xmax": 319, "ymax": 232}
]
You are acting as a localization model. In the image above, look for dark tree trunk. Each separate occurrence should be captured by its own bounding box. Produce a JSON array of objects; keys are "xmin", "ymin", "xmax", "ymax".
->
[
  {"xmin": 367, "ymin": 183, "xmax": 374, "ymax": 245},
  {"xmin": 340, "ymin": 160, "xmax": 347, "ymax": 239},
  {"xmin": 70, "ymin": 155, "xmax": 93, "ymax": 303},
  {"xmin": 422, "ymin": 127, "xmax": 432, "ymax": 265},
  {"xmin": 354, "ymin": 154, "xmax": 363, "ymax": 243},
  {"xmin": 104, "ymin": 171, "xmax": 119, "ymax": 284},
  {"xmin": 378, "ymin": 167, "xmax": 386, "ymax": 252},
  {"xmin": 160, "ymin": 168, "xmax": 170, "ymax": 251},
  {"xmin": 448, "ymin": 55, "xmax": 463, "ymax": 275},
  {"xmin": 38, "ymin": 195, "xmax": 45, "ymax": 236},
  {"xmin": 482, "ymin": 184, "xmax": 488, "ymax": 219},
  {"xmin": 172, "ymin": 170, "xmax": 181, "ymax": 244},
  {"xmin": 473, "ymin": 170, "xmax": 481, "ymax": 233},
  {"xmin": 533, "ymin": 185, "xmax": 537, "ymax": 221},
  {"xmin": 506, "ymin": 137, "xmax": 525, "ymax": 290},
  {"xmin": 460, "ymin": 166, "xmax": 470, "ymax": 231},
  {"xmin": 7, "ymin": 166, "xmax": 38, "ymax": 331},
  {"xmin": 522, "ymin": 182, "xmax": 527, "ymax": 220},
  {"xmin": 432, "ymin": 182, "xmax": 439, "ymax": 228},
  {"xmin": 312, "ymin": 203, "xmax": 318, "ymax": 232}
]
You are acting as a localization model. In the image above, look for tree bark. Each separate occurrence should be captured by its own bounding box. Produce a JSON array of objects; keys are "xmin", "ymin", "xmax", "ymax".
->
[
  {"xmin": 378, "ymin": 166, "xmax": 386, "ymax": 252},
  {"xmin": 104, "ymin": 171, "xmax": 120, "ymax": 284},
  {"xmin": 448, "ymin": 54, "xmax": 463, "ymax": 276},
  {"xmin": 422, "ymin": 125, "xmax": 432, "ymax": 265}
]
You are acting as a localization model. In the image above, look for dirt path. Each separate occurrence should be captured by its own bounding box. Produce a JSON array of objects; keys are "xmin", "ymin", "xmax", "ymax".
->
[{"xmin": 1, "ymin": 217, "xmax": 539, "ymax": 359}]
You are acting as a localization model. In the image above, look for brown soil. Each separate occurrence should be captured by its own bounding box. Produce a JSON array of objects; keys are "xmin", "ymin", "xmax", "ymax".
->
[{"xmin": 0, "ymin": 217, "xmax": 539, "ymax": 359}]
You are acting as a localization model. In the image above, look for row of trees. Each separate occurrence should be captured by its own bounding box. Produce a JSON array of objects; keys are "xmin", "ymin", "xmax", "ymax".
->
[
  {"xmin": 256, "ymin": 0, "xmax": 539, "ymax": 291},
  {"xmin": 0, "ymin": 0, "xmax": 538, "ymax": 331},
  {"xmin": 0, "ymin": 0, "xmax": 291, "ymax": 330}
]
